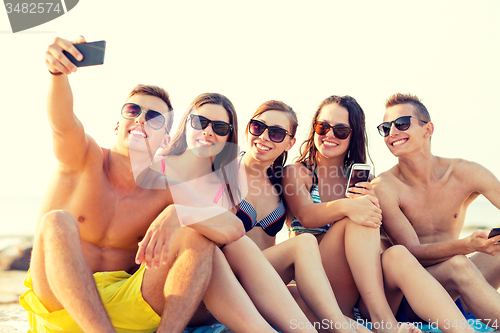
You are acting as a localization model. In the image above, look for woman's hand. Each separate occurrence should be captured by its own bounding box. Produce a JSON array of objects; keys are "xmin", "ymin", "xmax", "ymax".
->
[
  {"xmin": 344, "ymin": 194, "xmax": 382, "ymax": 228},
  {"xmin": 346, "ymin": 181, "xmax": 376, "ymax": 198}
]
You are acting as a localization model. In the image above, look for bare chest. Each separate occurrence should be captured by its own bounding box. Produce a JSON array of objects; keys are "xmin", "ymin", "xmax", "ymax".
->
[{"xmin": 399, "ymin": 183, "xmax": 472, "ymax": 241}]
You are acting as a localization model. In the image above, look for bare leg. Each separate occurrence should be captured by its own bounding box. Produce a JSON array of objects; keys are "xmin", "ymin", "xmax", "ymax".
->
[
  {"xmin": 469, "ymin": 251, "xmax": 500, "ymax": 289},
  {"xmin": 142, "ymin": 227, "xmax": 214, "ymax": 333},
  {"xmin": 264, "ymin": 233, "xmax": 363, "ymax": 333},
  {"xmin": 320, "ymin": 218, "xmax": 400, "ymax": 333},
  {"xmin": 382, "ymin": 246, "xmax": 475, "ymax": 333},
  {"xmin": 222, "ymin": 236, "xmax": 317, "ymax": 333},
  {"xmin": 30, "ymin": 210, "xmax": 115, "ymax": 333},
  {"xmin": 198, "ymin": 247, "xmax": 277, "ymax": 333},
  {"xmin": 426, "ymin": 254, "xmax": 500, "ymax": 324}
]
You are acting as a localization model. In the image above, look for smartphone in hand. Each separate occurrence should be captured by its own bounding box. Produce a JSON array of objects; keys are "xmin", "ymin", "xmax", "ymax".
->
[
  {"xmin": 63, "ymin": 40, "xmax": 106, "ymax": 67},
  {"xmin": 345, "ymin": 164, "xmax": 371, "ymax": 197},
  {"xmin": 488, "ymin": 228, "xmax": 500, "ymax": 239}
]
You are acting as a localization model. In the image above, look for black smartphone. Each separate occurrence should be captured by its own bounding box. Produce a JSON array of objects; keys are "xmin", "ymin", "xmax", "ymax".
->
[
  {"xmin": 488, "ymin": 228, "xmax": 500, "ymax": 239},
  {"xmin": 63, "ymin": 41, "xmax": 106, "ymax": 67},
  {"xmin": 345, "ymin": 164, "xmax": 371, "ymax": 197}
]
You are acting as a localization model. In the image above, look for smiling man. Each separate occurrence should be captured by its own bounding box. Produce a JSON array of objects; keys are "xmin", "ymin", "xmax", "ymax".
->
[
  {"xmin": 19, "ymin": 36, "xmax": 247, "ymax": 333},
  {"xmin": 372, "ymin": 93, "xmax": 500, "ymax": 325}
]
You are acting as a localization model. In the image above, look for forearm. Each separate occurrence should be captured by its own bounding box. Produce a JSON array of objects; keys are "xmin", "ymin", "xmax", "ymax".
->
[
  {"xmin": 176, "ymin": 205, "xmax": 245, "ymax": 244},
  {"xmin": 407, "ymin": 238, "xmax": 472, "ymax": 266},
  {"xmin": 47, "ymin": 74, "xmax": 78, "ymax": 131},
  {"xmin": 296, "ymin": 199, "xmax": 349, "ymax": 228}
]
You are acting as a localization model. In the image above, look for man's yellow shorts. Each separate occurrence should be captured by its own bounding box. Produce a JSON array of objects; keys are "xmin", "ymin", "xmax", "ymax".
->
[{"xmin": 19, "ymin": 266, "xmax": 161, "ymax": 333}]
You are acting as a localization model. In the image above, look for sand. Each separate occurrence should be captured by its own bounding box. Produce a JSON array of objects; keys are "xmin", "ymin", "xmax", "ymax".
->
[{"xmin": 0, "ymin": 270, "xmax": 29, "ymax": 333}]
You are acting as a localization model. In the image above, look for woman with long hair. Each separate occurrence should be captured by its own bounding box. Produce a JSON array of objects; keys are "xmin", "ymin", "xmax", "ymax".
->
[
  {"xmin": 154, "ymin": 93, "xmax": 320, "ymax": 333},
  {"xmin": 155, "ymin": 95, "xmax": 381, "ymax": 333},
  {"xmin": 282, "ymin": 95, "xmax": 475, "ymax": 333}
]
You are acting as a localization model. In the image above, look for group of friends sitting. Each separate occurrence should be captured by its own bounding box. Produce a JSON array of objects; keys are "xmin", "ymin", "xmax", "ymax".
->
[{"xmin": 18, "ymin": 36, "xmax": 500, "ymax": 333}]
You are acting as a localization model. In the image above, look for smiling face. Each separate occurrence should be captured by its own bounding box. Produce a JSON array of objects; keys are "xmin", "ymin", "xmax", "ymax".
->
[
  {"xmin": 383, "ymin": 103, "xmax": 431, "ymax": 156},
  {"xmin": 247, "ymin": 110, "xmax": 295, "ymax": 164},
  {"xmin": 185, "ymin": 103, "xmax": 230, "ymax": 159},
  {"xmin": 313, "ymin": 103, "xmax": 351, "ymax": 161},
  {"xmin": 115, "ymin": 94, "xmax": 170, "ymax": 154}
]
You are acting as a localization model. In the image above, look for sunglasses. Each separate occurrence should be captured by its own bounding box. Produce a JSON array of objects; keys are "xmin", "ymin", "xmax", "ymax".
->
[
  {"xmin": 189, "ymin": 114, "xmax": 232, "ymax": 136},
  {"xmin": 314, "ymin": 121, "xmax": 352, "ymax": 140},
  {"xmin": 248, "ymin": 119, "xmax": 293, "ymax": 143},
  {"xmin": 377, "ymin": 115, "xmax": 428, "ymax": 137},
  {"xmin": 121, "ymin": 103, "xmax": 166, "ymax": 130}
]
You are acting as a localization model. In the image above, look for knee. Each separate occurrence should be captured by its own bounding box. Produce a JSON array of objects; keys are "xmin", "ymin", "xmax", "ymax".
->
[
  {"xmin": 37, "ymin": 210, "xmax": 79, "ymax": 240},
  {"xmin": 446, "ymin": 255, "xmax": 478, "ymax": 282},
  {"xmin": 181, "ymin": 228, "xmax": 216, "ymax": 257},
  {"xmin": 381, "ymin": 245, "xmax": 417, "ymax": 270},
  {"xmin": 295, "ymin": 232, "xmax": 318, "ymax": 252}
]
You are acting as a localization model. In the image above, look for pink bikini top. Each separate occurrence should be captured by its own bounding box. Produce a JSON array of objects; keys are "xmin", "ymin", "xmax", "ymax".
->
[{"xmin": 160, "ymin": 155, "xmax": 225, "ymax": 204}]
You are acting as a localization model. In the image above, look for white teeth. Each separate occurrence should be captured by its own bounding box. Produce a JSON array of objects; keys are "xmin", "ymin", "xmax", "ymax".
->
[
  {"xmin": 198, "ymin": 140, "xmax": 214, "ymax": 146},
  {"xmin": 130, "ymin": 130, "xmax": 146, "ymax": 138},
  {"xmin": 256, "ymin": 143, "xmax": 271, "ymax": 151},
  {"xmin": 323, "ymin": 141, "xmax": 338, "ymax": 147},
  {"xmin": 392, "ymin": 139, "xmax": 407, "ymax": 146}
]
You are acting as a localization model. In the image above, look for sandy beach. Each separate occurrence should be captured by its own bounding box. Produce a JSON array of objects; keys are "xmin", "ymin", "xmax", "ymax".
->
[{"xmin": 0, "ymin": 270, "xmax": 29, "ymax": 333}]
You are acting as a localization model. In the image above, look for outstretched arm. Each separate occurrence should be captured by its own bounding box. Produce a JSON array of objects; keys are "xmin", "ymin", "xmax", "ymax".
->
[{"xmin": 45, "ymin": 36, "xmax": 94, "ymax": 171}]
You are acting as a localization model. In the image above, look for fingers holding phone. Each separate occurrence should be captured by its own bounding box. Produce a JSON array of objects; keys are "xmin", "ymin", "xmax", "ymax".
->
[{"xmin": 46, "ymin": 36, "xmax": 85, "ymax": 75}]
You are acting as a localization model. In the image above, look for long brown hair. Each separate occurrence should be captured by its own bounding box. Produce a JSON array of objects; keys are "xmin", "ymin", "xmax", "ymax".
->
[
  {"xmin": 160, "ymin": 93, "xmax": 240, "ymax": 204},
  {"xmin": 296, "ymin": 95, "xmax": 367, "ymax": 170},
  {"xmin": 245, "ymin": 100, "xmax": 298, "ymax": 190}
]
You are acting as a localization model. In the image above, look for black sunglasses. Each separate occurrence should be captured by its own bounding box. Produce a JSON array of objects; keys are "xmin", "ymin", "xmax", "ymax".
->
[
  {"xmin": 189, "ymin": 114, "xmax": 232, "ymax": 136},
  {"xmin": 121, "ymin": 103, "xmax": 166, "ymax": 130},
  {"xmin": 377, "ymin": 115, "xmax": 428, "ymax": 137},
  {"xmin": 314, "ymin": 121, "xmax": 352, "ymax": 140},
  {"xmin": 248, "ymin": 119, "xmax": 293, "ymax": 143}
]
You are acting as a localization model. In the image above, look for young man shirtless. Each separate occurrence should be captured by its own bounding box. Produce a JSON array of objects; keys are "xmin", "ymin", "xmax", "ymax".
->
[
  {"xmin": 372, "ymin": 93, "xmax": 500, "ymax": 325},
  {"xmin": 19, "ymin": 36, "xmax": 251, "ymax": 333}
]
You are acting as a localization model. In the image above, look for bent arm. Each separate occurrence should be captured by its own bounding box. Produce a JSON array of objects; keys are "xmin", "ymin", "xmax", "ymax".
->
[
  {"xmin": 373, "ymin": 176, "xmax": 483, "ymax": 266},
  {"xmin": 282, "ymin": 164, "xmax": 381, "ymax": 229}
]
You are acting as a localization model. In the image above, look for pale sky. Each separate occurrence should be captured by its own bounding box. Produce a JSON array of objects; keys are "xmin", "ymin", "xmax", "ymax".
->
[{"xmin": 1, "ymin": 0, "xmax": 500, "ymax": 199}]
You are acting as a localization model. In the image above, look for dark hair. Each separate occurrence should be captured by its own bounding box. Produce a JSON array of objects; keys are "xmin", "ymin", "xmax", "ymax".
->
[
  {"xmin": 385, "ymin": 93, "xmax": 431, "ymax": 122},
  {"xmin": 127, "ymin": 84, "xmax": 174, "ymax": 133},
  {"xmin": 160, "ymin": 93, "xmax": 239, "ymax": 204},
  {"xmin": 245, "ymin": 100, "xmax": 298, "ymax": 190},
  {"xmin": 296, "ymin": 95, "xmax": 367, "ymax": 169}
]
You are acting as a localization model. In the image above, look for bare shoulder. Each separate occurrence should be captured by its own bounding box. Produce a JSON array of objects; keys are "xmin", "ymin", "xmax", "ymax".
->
[
  {"xmin": 372, "ymin": 165, "xmax": 401, "ymax": 192},
  {"xmin": 283, "ymin": 162, "xmax": 313, "ymax": 183},
  {"xmin": 445, "ymin": 157, "xmax": 486, "ymax": 180}
]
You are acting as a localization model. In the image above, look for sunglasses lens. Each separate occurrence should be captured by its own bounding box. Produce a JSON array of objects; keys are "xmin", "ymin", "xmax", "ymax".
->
[
  {"xmin": 212, "ymin": 122, "xmax": 231, "ymax": 136},
  {"xmin": 249, "ymin": 120, "xmax": 266, "ymax": 136},
  {"xmin": 394, "ymin": 116, "xmax": 411, "ymax": 131},
  {"xmin": 377, "ymin": 124, "xmax": 391, "ymax": 137},
  {"xmin": 191, "ymin": 115, "xmax": 210, "ymax": 130},
  {"xmin": 314, "ymin": 122, "xmax": 330, "ymax": 135},
  {"xmin": 121, "ymin": 104, "xmax": 142, "ymax": 119},
  {"xmin": 146, "ymin": 111, "xmax": 165, "ymax": 129},
  {"xmin": 268, "ymin": 127, "xmax": 287, "ymax": 143},
  {"xmin": 333, "ymin": 126, "xmax": 351, "ymax": 140}
]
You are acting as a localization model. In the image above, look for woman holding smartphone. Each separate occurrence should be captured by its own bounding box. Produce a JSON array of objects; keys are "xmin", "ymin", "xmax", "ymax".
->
[
  {"xmin": 282, "ymin": 95, "xmax": 476, "ymax": 333},
  {"xmin": 156, "ymin": 95, "xmax": 383, "ymax": 333}
]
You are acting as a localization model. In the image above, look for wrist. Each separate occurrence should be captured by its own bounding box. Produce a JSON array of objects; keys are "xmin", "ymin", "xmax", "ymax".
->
[{"xmin": 48, "ymin": 69, "xmax": 64, "ymax": 76}]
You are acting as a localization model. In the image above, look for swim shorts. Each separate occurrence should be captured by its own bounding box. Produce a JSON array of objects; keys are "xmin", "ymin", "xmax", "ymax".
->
[{"xmin": 19, "ymin": 266, "xmax": 161, "ymax": 333}]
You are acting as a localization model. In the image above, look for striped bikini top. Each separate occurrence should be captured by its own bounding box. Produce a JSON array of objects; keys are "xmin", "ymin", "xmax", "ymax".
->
[
  {"xmin": 289, "ymin": 168, "xmax": 330, "ymax": 235},
  {"xmin": 237, "ymin": 198, "xmax": 286, "ymax": 237}
]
